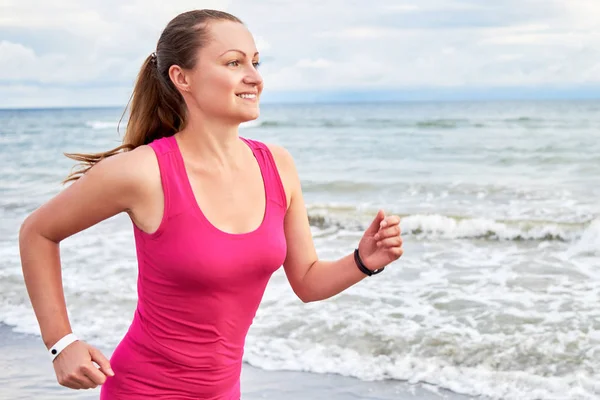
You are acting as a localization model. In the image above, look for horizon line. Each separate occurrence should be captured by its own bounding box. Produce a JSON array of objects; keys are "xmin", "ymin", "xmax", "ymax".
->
[{"xmin": 2, "ymin": 97, "xmax": 600, "ymax": 111}]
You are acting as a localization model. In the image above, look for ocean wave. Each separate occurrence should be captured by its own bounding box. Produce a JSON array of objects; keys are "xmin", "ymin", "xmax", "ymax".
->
[
  {"xmin": 503, "ymin": 116, "xmax": 542, "ymax": 123},
  {"xmin": 83, "ymin": 116, "xmax": 567, "ymax": 131},
  {"xmin": 244, "ymin": 332, "xmax": 600, "ymax": 400},
  {"xmin": 242, "ymin": 118, "xmax": 479, "ymax": 129},
  {"xmin": 85, "ymin": 120, "xmax": 121, "ymax": 130},
  {"xmin": 237, "ymin": 116, "xmax": 589, "ymax": 130},
  {"xmin": 303, "ymin": 180, "xmax": 381, "ymax": 194},
  {"xmin": 245, "ymin": 270, "xmax": 600, "ymax": 399},
  {"xmin": 415, "ymin": 118, "xmax": 468, "ymax": 129},
  {"xmin": 566, "ymin": 218, "xmax": 600, "ymax": 256},
  {"xmin": 308, "ymin": 211, "xmax": 593, "ymax": 242},
  {"xmin": 400, "ymin": 214, "xmax": 586, "ymax": 241}
]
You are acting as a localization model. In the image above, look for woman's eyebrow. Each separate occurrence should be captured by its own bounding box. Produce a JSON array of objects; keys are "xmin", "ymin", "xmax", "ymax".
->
[{"xmin": 219, "ymin": 49, "xmax": 260, "ymax": 57}]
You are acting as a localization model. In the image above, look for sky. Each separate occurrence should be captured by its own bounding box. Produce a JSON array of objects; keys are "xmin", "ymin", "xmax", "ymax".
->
[{"xmin": 0, "ymin": 0, "xmax": 599, "ymax": 108}]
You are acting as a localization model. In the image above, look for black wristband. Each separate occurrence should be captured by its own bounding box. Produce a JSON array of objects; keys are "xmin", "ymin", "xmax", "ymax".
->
[{"xmin": 354, "ymin": 248, "xmax": 384, "ymax": 276}]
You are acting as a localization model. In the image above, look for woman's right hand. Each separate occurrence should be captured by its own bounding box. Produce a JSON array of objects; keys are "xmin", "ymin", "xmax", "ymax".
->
[{"xmin": 53, "ymin": 341, "xmax": 114, "ymax": 389}]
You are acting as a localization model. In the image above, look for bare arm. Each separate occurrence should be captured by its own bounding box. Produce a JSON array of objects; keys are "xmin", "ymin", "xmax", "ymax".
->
[
  {"xmin": 19, "ymin": 146, "xmax": 157, "ymax": 348},
  {"xmin": 268, "ymin": 145, "xmax": 403, "ymax": 303}
]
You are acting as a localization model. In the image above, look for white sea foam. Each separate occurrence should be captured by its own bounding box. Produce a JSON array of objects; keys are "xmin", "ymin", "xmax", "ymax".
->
[
  {"xmin": 243, "ymin": 257, "xmax": 600, "ymax": 400},
  {"xmin": 400, "ymin": 214, "xmax": 584, "ymax": 241},
  {"xmin": 566, "ymin": 218, "xmax": 600, "ymax": 256},
  {"xmin": 2, "ymin": 205, "xmax": 598, "ymax": 400},
  {"xmin": 85, "ymin": 120, "xmax": 121, "ymax": 130},
  {"xmin": 2, "ymin": 102, "xmax": 600, "ymax": 400},
  {"xmin": 244, "ymin": 338, "xmax": 600, "ymax": 400},
  {"xmin": 307, "ymin": 209, "xmax": 589, "ymax": 242}
]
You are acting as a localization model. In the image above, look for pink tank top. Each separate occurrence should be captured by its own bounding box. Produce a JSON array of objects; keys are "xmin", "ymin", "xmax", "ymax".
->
[{"xmin": 100, "ymin": 135, "xmax": 288, "ymax": 399}]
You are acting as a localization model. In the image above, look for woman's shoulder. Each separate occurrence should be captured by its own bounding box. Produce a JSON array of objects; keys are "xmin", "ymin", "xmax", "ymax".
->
[
  {"xmin": 99, "ymin": 144, "xmax": 159, "ymax": 175},
  {"xmin": 86, "ymin": 144, "xmax": 161, "ymax": 199},
  {"xmin": 263, "ymin": 142, "xmax": 296, "ymax": 172},
  {"xmin": 240, "ymin": 137, "xmax": 296, "ymax": 172}
]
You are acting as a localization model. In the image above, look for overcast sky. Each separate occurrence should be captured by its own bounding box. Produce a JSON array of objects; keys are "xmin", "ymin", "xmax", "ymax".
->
[{"xmin": 1, "ymin": 0, "xmax": 599, "ymax": 108}]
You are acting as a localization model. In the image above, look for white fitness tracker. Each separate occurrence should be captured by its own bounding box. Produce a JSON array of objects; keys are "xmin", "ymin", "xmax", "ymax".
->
[{"xmin": 49, "ymin": 333, "xmax": 79, "ymax": 361}]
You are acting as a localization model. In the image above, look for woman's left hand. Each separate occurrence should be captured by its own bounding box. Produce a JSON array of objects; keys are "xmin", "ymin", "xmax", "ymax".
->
[{"xmin": 358, "ymin": 210, "xmax": 403, "ymax": 272}]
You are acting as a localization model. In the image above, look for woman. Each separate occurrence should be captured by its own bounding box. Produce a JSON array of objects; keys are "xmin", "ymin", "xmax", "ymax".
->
[{"xmin": 18, "ymin": 9, "xmax": 403, "ymax": 400}]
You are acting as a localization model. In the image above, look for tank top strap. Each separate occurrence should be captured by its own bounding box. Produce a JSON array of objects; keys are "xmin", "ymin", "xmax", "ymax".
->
[
  {"xmin": 147, "ymin": 136, "xmax": 192, "ymax": 221},
  {"xmin": 240, "ymin": 137, "xmax": 288, "ymax": 210}
]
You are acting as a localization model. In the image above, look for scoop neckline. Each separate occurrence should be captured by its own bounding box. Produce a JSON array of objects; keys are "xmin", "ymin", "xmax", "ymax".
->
[{"xmin": 169, "ymin": 135, "xmax": 269, "ymax": 238}]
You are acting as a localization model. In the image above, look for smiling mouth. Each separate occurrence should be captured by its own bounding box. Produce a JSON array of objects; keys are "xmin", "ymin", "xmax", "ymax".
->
[{"xmin": 236, "ymin": 93, "xmax": 257, "ymax": 99}]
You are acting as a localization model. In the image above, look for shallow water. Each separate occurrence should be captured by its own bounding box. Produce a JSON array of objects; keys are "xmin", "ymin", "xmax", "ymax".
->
[{"xmin": 1, "ymin": 101, "xmax": 599, "ymax": 399}]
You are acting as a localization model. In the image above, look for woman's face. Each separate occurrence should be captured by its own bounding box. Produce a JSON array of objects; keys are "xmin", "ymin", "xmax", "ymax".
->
[{"xmin": 182, "ymin": 20, "xmax": 263, "ymax": 124}]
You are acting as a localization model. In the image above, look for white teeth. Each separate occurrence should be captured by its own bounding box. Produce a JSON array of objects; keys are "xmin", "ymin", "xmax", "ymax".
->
[{"xmin": 237, "ymin": 94, "xmax": 256, "ymax": 99}]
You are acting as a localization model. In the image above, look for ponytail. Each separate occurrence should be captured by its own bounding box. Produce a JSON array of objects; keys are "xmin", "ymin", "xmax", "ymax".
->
[
  {"xmin": 63, "ymin": 53, "xmax": 185, "ymax": 183},
  {"xmin": 62, "ymin": 9, "xmax": 243, "ymax": 184}
]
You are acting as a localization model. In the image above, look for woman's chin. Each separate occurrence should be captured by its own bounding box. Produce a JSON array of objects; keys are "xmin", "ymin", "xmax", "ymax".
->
[{"xmin": 236, "ymin": 110, "xmax": 260, "ymax": 123}]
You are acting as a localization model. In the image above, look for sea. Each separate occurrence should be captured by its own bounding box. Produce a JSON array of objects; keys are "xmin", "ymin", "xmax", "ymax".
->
[{"xmin": 1, "ymin": 100, "xmax": 599, "ymax": 400}]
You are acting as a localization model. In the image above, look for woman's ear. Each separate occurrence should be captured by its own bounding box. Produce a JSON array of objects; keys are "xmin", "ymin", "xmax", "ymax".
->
[{"xmin": 169, "ymin": 65, "xmax": 191, "ymax": 93}]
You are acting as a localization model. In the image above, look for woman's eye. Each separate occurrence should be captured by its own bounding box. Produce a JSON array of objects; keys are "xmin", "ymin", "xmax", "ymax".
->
[{"xmin": 227, "ymin": 60, "xmax": 260, "ymax": 68}]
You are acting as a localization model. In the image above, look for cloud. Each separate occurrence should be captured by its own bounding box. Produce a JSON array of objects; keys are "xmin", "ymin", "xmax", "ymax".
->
[
  {"xmin": 295, "ymin": 59, "xmax": 332, "ymax": 69},
  {"xmin": 316, "ymin": 27, "xmax": 405, "ymax": 39},
  {"xmin": 384, "ymin": 5, "xmax": 420, "ymax": 13},
  {"xmin": 0, "ymin": 0, "xmax": 599, "ymax": 107},
  {"xmin": 0, "ymin": 41, "xmax": 37, "ymax": 77},
  {"xmin": 0, "ymin": 83, "xmax": 134, "ymax": 108},
  {"xmin": 0, "ymin": 1, "xmax": 232, "ymax": 85},
  {"xmin": 233, "ymin": 0, "xmax": 600, "ymax": 90}
]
